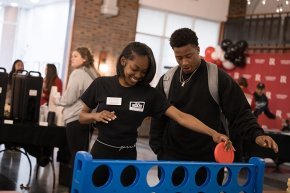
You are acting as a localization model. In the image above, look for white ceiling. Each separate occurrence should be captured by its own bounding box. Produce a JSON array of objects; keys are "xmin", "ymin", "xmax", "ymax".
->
[{"xmin": 0, "ymin": 0, "xmax": 68, "ymax": 8}]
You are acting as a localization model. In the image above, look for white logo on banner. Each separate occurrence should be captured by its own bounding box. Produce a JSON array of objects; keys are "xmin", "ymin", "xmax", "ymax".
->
[
  {"xmin": 261, "ymin": 125, "xmax": 268, "ymax": 129},
  {"xmin": 242, "ymin": 74, "xmax": 252, "ymax": 79},
  {"xmin": 269, "ymin": 58, "xmax": 276, "ymax": 66},
  {"xmin": 255, "ymin": 74, "xmax": 261, "ymax": 81},
  {"xmin": 276, "ymin": 94, "xmax": 288, "ymax": 100},
  {"xmin": 266, "ymin": 91, "xmax": 271, "ymax": 99},
  {"xmin": 280, "ymin": 76, "xmax": 287, "ymax": 84},
  {"xmin": 234, "ymin": 72, "xmax": 239, "ymax": 79},
  {"xmin": 276, "ymin": 110, "xmax": 282, "ymax": 118},
  {"xmin": 255, "ymin": 59, "xmax": 265, "ymax": 64},
  {"xmin": 265, "ymin": 76, "xmax": 276, "ymax": 81},
  {"xmin": 280, "ymin": 60, "xmax": 290, "ymax": 65},
  {"xmin": 287, "ymin": 113, "xmax": 290, "ymax": 118},
  {"xmin": 246, "ymin": 57, "xmax": 251, "ymax": 64}
]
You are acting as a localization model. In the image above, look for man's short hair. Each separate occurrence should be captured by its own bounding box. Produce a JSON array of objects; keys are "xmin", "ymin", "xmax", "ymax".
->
[{"xmin": 169, "ymin": 28, "xmax": 199, "ymax": 48}]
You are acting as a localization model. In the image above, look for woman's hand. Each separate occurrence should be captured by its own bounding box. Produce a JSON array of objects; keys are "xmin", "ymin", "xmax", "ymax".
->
[
  {"xmin": 212, "ymin": 132, "xmax": 235, "ymax": 151},
  {"xmin": 93, "ymin": 110, "xmax": 117, "ymax": 123},
  {"xmin": 255, "ymin": 135, "xmax": 278, "ymax": 153}
]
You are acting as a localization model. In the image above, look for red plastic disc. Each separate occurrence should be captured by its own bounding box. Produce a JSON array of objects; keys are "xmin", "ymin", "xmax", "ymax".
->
[{"xmin": 214, "ymin": 142, "xmax": 234, "ymax": 163}]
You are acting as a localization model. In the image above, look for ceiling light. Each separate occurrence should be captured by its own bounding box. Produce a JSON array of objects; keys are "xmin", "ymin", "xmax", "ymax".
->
[
  {"xmin": 248, "ymin": 0, "xmax": 289, "ymax": 13},
  {"xmin": 30, "ymin": 0, "xmax": 40, "ymax": 3},
  {"xmin": 10, "ymin": 2, "xmax": 18, "ymax": 7}
]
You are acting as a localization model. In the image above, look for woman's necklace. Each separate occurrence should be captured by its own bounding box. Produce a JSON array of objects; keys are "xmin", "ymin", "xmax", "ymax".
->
[{"xmin": 179, "ymin": 68, "xmax": 198, "ymax": 87}]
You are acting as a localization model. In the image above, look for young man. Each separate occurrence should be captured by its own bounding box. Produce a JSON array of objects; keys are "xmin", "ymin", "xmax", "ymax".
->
[
  {"xmin": 149, "ymin": 28, "xmax": 278, "ymax": 184},
  {"xmin": 251, "ymin": 82, "xmax": 276, "ymax": 119}
]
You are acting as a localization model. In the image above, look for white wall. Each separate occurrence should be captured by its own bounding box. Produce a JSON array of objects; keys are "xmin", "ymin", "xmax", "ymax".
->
[
  {"xmin": 0, "ymin": 7, "xmax": 18, "ymax": 71},
  {"xmin": 139, "ymin": 0, "xmax": 230, "ymax": 22}
]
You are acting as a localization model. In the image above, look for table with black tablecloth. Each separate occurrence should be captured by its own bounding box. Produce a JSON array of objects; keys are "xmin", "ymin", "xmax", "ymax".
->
[
  {"xmin": 0, "ymin": 122, "xmax": 65, "ymax": 146},
  {"xmin": 0, "ymin": 122, "xmax": 70, "ymax": 188},
  {"xmin": 243, "ymin": 129, "xmax": 290, "ymax": 167}
]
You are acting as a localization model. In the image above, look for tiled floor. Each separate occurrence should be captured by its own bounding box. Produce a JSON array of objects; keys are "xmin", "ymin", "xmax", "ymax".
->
[{"xmin": 0, "ymin": 133, "xmax": 289, "ymax": 193}]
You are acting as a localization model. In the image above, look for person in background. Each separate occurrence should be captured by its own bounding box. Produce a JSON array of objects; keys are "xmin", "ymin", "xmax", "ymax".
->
[
  {"xmin": 79, "ymin": 41, "xmax": 232, "ymax": 186},
  {"xmin": 54, "ymin": 47, "xmax": 99, "ymax": 188},
  {"xmin": 40, "ymin": 63, "xmax": 62, "ymax": 105},
  {"xmin": 5, "ymin": 59, "xmax": 24, "ymax": 111},
  {"xmin": 251, "ymin": 82, "xmax": 276, "ymax": 119},
  {"xmin": 237, "ymin": 76, "xmax": 252, "ymax": 105},
  {"xmin": 281, "ymin": 119, "xmax": 290, "ymax": 132},
  {"xmin": 149, "ymin": 28, "xmax": 278, "ymax": 185},
  {"xmin": 4, "ymin": 59, "xmax": 24, "ymax": 150}
]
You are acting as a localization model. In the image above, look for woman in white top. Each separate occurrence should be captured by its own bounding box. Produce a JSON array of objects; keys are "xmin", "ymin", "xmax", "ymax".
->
[{"xmin": 55, "ymin": 47, "xmax": 99, "ymax": 187}]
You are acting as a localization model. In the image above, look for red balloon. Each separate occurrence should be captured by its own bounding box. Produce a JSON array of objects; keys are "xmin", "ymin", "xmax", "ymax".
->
[
  {"xmin": 214, "ymin": 59, "xmax": 223, "ymax": 68},
  {"xmin": 205, "ymin": 46, "xmax": 215, "ymax": 57},
  {"xmin": 204, "ymin": 56, "xmax": 215, "ymax": 64},
  {"xmin": 204, "ymin": 57, "xmax": 222, "ymax": 68}
]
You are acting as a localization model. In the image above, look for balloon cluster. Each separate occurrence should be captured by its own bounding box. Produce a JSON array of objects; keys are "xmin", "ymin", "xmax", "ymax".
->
[
  {"xmin": 204, "ymin": 39, "xmax": 248, "ymax": 70},
  {"xmin": 222, "ymin": 39, "xmax": 248, "ymax": 67}
]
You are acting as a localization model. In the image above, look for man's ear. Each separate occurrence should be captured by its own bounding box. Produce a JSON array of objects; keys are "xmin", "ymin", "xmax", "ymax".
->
[
  {"xmin": 121, "ymin": 56, "xmax": 126, "ymax": 66},
  {"xmin": 197, "ymin": 46, "xmax": 200, "ymax": 54}
]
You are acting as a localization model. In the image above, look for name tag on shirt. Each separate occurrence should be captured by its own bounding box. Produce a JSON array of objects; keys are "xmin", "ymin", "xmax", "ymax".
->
[{"xmin": 106, "ymin": 97, "xmax": 122, "ymax": 106}]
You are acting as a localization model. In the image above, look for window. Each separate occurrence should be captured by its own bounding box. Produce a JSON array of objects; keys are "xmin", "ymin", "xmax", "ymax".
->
[
  {"xmin": 136, "ymin": 8, "xmax": 166, "ymax": 36},
  {"xmin": 0, "ymin": 1, "xmax": 70, "ymax": 79},
  {"xmin": 136, "ymin": 7, "xmax": 220, "ymax": 86}
]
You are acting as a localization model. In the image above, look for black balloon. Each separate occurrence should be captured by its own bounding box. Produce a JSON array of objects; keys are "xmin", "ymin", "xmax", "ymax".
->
[
  {"xmin": 233, "ymin": 55, "xmax": 246, "ymax": 67},
  {"xmin": 224, "ymin": 52, "xmax": 230, "ymax": 60},
  {"xmin": 227, "ymin": 44, "xmax": 239, "ymax": 56},
  {"xmin": 221, "ymin": 39, "xmax": 248, "ymax": 68},
  {"xmin": 224, "ymin": 44, "xmax": 238, "ymax": 63},
  {"xmin": 221, "ymin": 39, "xmax": 233, "ymax": 52},
  {"xmin": 236, "ymin": 40, "xmax": 248, "ymax": 53}
]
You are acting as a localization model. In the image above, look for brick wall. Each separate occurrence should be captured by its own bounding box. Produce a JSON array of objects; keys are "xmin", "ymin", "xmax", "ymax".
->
[
  {"xmin": 68, "ymin": 0, "xmax": 139, "ymax": 76},
  {"xmin": 228, "ymin": 0, "xmax": 247, "ymax": 17}
]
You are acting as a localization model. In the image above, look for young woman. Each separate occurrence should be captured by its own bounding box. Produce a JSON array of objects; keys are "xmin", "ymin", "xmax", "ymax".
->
[
  {"xmin": 54, "ymin": 47, "xmax": 99, "ymax": 188},
  {"xmin": 4, "ymin": 59, "xmax": 24, "ymax": 149},
  {"xmin": 79, "ymin": 42, "xmax": 231, "ymax": 186},
  {"xmin": 5, "ymin": 59, "xmax": 24, "ymax": 107},
  {"xmin": 41, "ymin": 63, "xmax": 62, "ymax": 105}
]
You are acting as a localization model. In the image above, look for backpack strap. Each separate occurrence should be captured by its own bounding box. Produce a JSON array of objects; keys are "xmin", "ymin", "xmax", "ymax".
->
[
  {"xmin": 206, "ymin": 62, "xmax": 219, "ymax": 105},
  {"xmin": 206, "ymin": 62, "xmax": 229, "ymax": 136},
  {"xmin": 163, "ymin": 66, "xmax": 178, "ymax": 98}
]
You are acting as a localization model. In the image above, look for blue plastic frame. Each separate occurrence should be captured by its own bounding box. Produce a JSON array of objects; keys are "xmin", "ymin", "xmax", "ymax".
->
[{"xmin": 71, "ymin": 151, "xmax": 265, "ymax": 193}]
